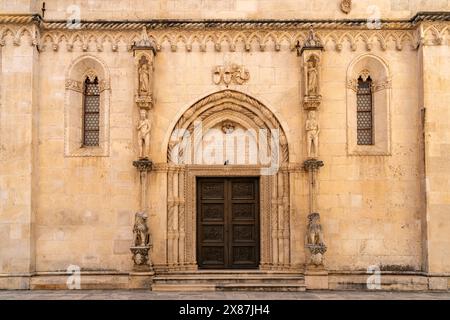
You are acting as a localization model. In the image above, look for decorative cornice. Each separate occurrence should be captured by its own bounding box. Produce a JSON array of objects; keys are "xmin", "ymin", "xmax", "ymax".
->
[
  {"xmin": 0, "ymin": 12, "xmax": 449, "ymax": 52},
  {"xmin": 1, "ymin": 12, "xmax": 449, "ymax": 29}
]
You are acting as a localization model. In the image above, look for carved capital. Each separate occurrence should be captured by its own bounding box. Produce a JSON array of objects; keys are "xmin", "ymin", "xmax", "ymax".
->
[
  {"xmin": 304, "ymin": 159, "xmax": 324, "ymax": 172},
  {"xmin": 136, "ymin": 95, "xmax": 153, "ymax": 110},
  {"xmin": 372, "ymin": 79, "xmax": 392, "ymax": 92},
  {"xmin": 303, "ymin": 95, "xmax": 322, "ymax": 110},
  {"xmin": 133, "ymin": 158, "xmax": 153, "ymax": 172},
  {"xmin": 346, "ymin": 79, "xmax": 358, "ymax": 92},
  {"xmin": 65, "ymin": 79, "xmax": 83, "ymax": 93}
]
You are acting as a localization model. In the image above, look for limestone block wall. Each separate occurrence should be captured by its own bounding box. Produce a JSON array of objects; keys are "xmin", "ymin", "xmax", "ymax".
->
[
  {"xmin": 19, "ymin": 0, "xmax": 450, "ymax": 20},
  {"xmin": 0, "ymin": 1, "xmax": 448, "ymax": 283},
  {"xmin": 28, "ymin": 38, "xmax": 425, "ymax": 273},
  {"xmin": 421, "ymin": 44, "xmax": 450, "ymax": 274},
  {"xmin": 318, "ymin": 47, "xmax": 423, "ymax": 271},
  {"xmin": 0, "ymin": 38, "xmax": 39, "ymax": 286},
  {"xmin": 35, "ymin": 48, "xmax": 139, "ymax": 272}
]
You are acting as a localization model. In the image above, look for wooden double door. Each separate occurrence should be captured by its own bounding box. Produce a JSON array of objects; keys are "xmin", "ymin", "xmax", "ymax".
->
[{"xmin": 197, "ymin": 178, "xmax": 260, "ymax": 269}]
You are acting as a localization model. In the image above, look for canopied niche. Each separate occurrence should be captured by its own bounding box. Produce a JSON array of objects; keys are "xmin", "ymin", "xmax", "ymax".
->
[
  {"xmin": 164, "ymin": 90, "xmax": 292, "ymax": 272},
  {"xmin": 346, "ymin": 54, "xmax": 392, "ymax": 156},
  {"xmin": 64, "ymin": 54, "xmax": 111, "ymax": 157}
]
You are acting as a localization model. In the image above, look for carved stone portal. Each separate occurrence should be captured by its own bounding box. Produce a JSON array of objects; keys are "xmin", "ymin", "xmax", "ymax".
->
[{"xmin": 165, "ymin": 90, "xmax": 292, "ymax": 272}]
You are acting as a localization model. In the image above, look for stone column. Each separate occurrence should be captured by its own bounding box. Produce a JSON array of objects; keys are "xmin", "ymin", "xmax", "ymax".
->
[
  {"xmin": 298, "ymin": 27, "xmax": 328, "ymax": 289},
  {"xmin": 0, "ymin": 24, "xmax": 39, "ymax": 289},
  {"xmin": 129, "ymin": 28, "xmax": 156, "ymax": 282},
  {"xmin": 418, "ymin": 23, "xmax": 450, "ymax": 291}
]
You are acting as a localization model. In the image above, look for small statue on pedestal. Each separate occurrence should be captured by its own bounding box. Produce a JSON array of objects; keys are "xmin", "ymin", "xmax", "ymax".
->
[
  {"xmin": 307, "ymin": 60, "xmax": 319, "ymax": 96},
  {"xmin": 137, "ymin": 109, "xmax": 151, "ymax": 159},
  {"xmin": 305, "ymin": 213, "xmax": 327, "ymax": 266},
  {"xmin": 306, "ymin": 111, "xmax": 320, "ymax": 158},
  {"xmin": 133, "ymin": 212, "xmax": 150, "ymax": 247},
  {"xmin": 131, "ymin": 212, "xmax": 152, "ymax": 270}
]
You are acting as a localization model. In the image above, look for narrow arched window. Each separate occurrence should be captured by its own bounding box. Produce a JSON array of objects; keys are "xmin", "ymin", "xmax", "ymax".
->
[
  {"xmin": 83, "ymin": 77, "xmax": 100, "ymax": 147},
  {"xmin": 357, "ymin": 76, "xmax": 373, "ymax": 145}
]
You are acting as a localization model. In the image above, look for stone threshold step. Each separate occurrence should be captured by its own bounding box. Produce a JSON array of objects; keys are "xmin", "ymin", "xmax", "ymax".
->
[
  {"xmin": 216, "ymin": 283, "xmax": 307, "ymax": 292},
  {"xmin": 151, "ymin": 283, "xmax": 307, "ymax": 292},
  {"xmin": 154, "ymin": 277, "xmax": 305, "ymax": 284}
]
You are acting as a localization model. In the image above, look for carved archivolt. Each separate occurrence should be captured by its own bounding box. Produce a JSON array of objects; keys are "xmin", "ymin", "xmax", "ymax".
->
[{"xmin": 167, "ymin": 90, "xmax": 289, "ymax": 165}]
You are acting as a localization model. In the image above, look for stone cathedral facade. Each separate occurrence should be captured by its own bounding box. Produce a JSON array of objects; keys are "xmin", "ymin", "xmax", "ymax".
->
[{"xmin": 0, "ymin": 0, "xmax": 449, "ymax": 291}]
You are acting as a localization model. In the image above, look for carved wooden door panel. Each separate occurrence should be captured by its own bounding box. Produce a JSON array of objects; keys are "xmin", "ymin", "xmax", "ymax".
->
[{"xmin": 197, "ymin": 178, "xmax": 260, "ymax": 269}]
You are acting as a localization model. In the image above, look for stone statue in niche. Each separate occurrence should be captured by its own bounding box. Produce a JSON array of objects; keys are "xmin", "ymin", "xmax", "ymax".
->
[
  {"xmin": 306, "ymin": 110, "xmax": 320, "ymax": 158},
  {"xmin": 307, "ymin": 57, "xmax": 319, "ymax": 96},
  {"xmin": 133, "ymin": 212, "xmax": 150, "ymax": 247},
  {"xmin": 137, "ymin": 109, "xmax": 151, "ymax": 159},
  {"xmin": 305, "ymin": 212, "xmax": 327, "ymax": 266},
  {"xmin": 138, "ymin": 56, "xmax": 151, "ymax": 96}
]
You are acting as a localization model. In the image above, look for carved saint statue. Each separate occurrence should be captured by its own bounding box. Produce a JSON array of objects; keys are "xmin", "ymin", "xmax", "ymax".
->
[
  {"xmin": 306, "ymin": 213, "xmax": 325, "ymax": 247},
  {"xmin": 133, "ymin": 212, "xmax": 150, "ymax": 247},
  {"xmin": 138, "ymin": 58, "xmax": 151, "ymax": 95},
  {"xmin": 306, "ymin": 110, "xmax": 320, "ymax": 158},
  {"xmin": 307, "ymin": 59, "xmax": 319, "ymax": 96},
  {"xmin": 137, "ymin": 109, "xmax": 151, "ymax": 159}
]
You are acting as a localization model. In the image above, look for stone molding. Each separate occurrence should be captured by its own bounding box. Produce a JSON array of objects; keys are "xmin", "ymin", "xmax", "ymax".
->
[{"xmin": 1, "ymin": 14, "xmax": 449, "ymax": 52}]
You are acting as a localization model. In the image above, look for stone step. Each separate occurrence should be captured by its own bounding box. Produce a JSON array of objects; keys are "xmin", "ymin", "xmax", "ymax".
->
[
  {"xmin": 152, "ymin": 271, "xmax": 305, "ymax": 291},
  {"xmin": 217, "ymin": 283, "xmax": 306, "ymax": 292}
]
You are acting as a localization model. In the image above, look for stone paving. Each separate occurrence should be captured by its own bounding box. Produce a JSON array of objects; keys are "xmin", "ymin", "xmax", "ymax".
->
[{"xmin": 0, "ymin": 290, "xmax": 449, "ymax": 300}]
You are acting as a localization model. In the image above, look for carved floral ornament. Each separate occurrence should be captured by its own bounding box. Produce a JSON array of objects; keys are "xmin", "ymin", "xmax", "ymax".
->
[
  {"xmin": 346, "ymin": 71, "xmax": 392, "ymax": 93},
  {"xmin": 340, "ymin": 0, "xmax": 352, "ymax": 14},
  {"xmin": 65, "ymin": 76, "xmax": 110, "ymax": 93}
]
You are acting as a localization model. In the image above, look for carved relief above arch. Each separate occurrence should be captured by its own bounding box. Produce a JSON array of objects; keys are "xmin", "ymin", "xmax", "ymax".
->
[
  {"xmin": 164, "ymin": 90, "xmax": 293, "ymax": 272},
  {"xmin": 167, "ymin": 90, "xmax": 289, "ymax": 166}
]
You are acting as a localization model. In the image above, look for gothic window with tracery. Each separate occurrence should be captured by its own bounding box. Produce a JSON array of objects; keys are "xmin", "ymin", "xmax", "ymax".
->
[
  {"xmin": 356, "ymin": 76, "xmax": 373, "ymax": 145},
  {"xmin": 83, "ymin": 77, "xmax": 100, "ymax": 147}
]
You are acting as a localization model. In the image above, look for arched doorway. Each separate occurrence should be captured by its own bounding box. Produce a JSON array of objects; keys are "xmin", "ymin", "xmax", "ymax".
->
[{"xmin": 165, "ymin": 90, "xmax": 291, "ymax": 271}]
